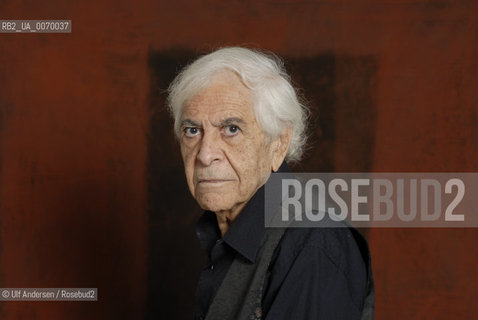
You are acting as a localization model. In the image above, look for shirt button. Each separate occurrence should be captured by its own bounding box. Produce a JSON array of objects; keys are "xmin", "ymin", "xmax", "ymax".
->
[{"xmin": 210, "ymin": 264, "xmax": 214, "ymax": 271}]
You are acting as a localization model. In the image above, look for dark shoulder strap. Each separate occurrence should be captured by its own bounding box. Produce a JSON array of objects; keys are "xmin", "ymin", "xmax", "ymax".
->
[
  {"xmin": 205, "ymin": 227, "xmax": 286, "ymax": 320},
  {"xmin": 349, "ymin": 228, "xmax": 375, "ymax": 320}
]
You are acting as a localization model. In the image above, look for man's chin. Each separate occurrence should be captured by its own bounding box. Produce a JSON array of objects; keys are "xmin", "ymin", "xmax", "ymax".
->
[{"xmin": 195, "ymin": 194, "xmax": 234, "ymax": 213}]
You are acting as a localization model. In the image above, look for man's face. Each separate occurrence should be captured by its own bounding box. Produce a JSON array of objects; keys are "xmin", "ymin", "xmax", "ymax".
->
[{"xmin": 179, "ymin": 71, "xmax": 275, "ymax": 214}]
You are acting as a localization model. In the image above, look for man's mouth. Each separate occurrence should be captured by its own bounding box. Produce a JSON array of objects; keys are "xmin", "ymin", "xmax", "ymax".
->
[{"xmin": 198, "ymin": 179, "xmax": 234, "ymax": 184}]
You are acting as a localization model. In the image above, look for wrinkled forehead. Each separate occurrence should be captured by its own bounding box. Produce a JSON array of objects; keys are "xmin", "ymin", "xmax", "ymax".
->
[{"xmin": 180, "ymin": 70, "xmax": 255, "ymax": 121}]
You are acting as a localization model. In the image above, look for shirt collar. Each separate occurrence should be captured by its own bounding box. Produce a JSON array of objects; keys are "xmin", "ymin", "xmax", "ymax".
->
[
  {"xmin": 195, "ymin": 210, "xmax": 221, "ymax": 256},
  {"xmin": 222, "ymin": 184, "xmax": 266, "ymax": 262},
  {"xmin": 195, "ymin": 161, "xmax": 291, "ymax": 263}
]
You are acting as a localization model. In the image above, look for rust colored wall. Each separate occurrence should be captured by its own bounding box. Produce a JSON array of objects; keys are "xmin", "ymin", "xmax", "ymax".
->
[{"xmin": 1, "ymin": 0, "xmax": 477, "ymax": 319}]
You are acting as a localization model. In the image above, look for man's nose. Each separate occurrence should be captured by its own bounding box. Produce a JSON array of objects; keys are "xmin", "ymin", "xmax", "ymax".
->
[{"xmin": 196, "ymin": 130, "xmax": 223, "ymax": 166}]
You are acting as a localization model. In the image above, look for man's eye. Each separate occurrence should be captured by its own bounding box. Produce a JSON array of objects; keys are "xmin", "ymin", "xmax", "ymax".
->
[
  {"xmin": 184, "ymin": 127, "xmax": 200, "ymax": 137},
  {"xmin": 224, "ymin": 125, "xmax": 240, "ymax": 137}
]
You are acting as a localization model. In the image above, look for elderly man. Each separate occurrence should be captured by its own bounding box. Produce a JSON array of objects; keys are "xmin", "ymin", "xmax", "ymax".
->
[{"xmin": 167, "ymin": 47, "xmax": 373, "ymax": 320}]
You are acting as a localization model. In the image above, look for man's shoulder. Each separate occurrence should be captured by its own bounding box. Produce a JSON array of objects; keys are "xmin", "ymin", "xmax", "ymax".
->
[
  {"xmin": 262, "ymin": 225, "xmax": 370, "ymax": 316},
  {"xmin": 268, "ymin": 222, "xmax": 371, "ymax": 298},
  {"xmin": 276, "ymin": 225, "xmax": 367, "ymax": 270}
]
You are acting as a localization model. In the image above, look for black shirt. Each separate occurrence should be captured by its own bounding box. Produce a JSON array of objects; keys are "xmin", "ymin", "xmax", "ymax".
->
[{"xmin": 194, "ymin": 164, "xmax": 371, "ymax": 319}]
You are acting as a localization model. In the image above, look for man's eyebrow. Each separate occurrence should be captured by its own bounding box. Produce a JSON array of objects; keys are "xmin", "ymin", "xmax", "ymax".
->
[
  {"xmin": 217, "ymin": 117, "xmax": 245, "ymax": 126},
  {"xmin": 180, "ymin": 117, "xmax": 245, "ymax": 128},
  {"xmin": 180, "ymin": 119, "xmax": 201, "ymax": 127}
]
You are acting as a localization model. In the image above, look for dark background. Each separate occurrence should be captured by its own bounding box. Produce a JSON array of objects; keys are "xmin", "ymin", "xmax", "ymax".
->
[{"xmin": 1, "ymin": 0, "xmax": 477, "ymax": 319}]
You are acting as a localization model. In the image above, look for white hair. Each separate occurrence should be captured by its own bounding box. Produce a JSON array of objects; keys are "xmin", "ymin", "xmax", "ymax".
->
[{"xmin": 167, "ymin": 47, "xmax": 309, "ymax": 162}]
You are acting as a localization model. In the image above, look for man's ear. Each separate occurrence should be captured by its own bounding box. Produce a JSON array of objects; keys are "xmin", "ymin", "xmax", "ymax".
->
[{"xmin": 271, "ymin": 127, "xmax": 292, "ymax": 172}]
